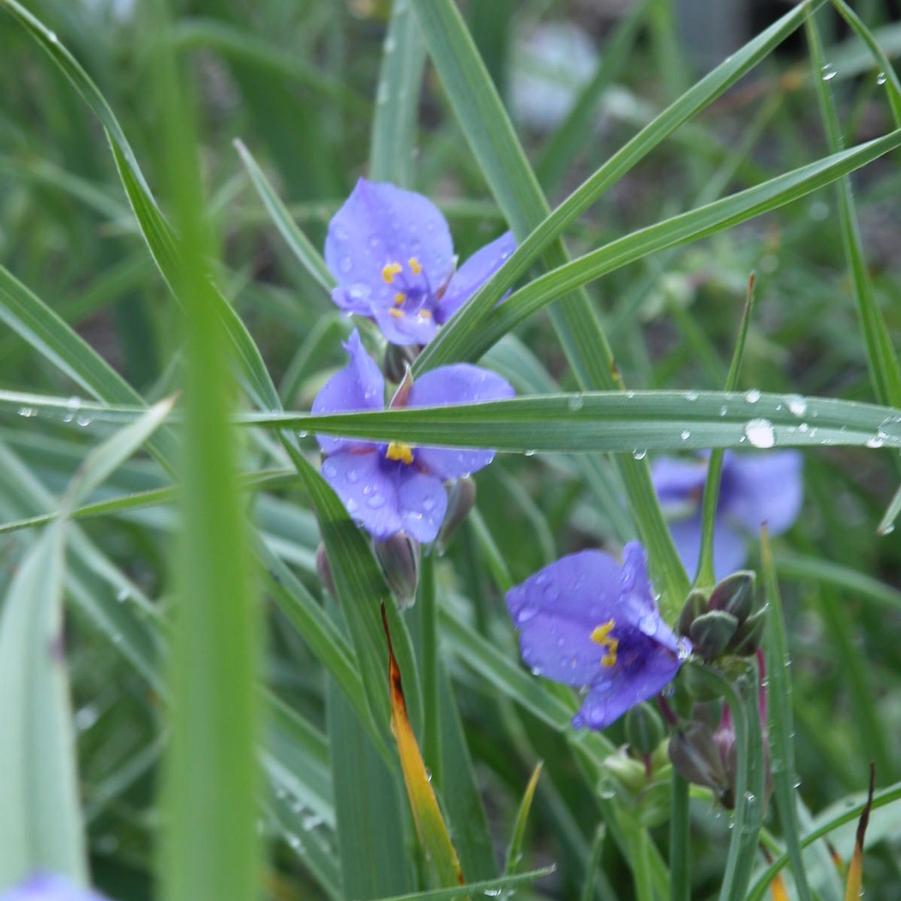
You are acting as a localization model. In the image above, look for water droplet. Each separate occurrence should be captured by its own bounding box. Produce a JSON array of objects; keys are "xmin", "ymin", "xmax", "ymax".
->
[
  {"xmin": 680, "ymin": 430, "xmax": 691, "ymax": 441},
  {"xmin": 422, "ymin": 497, "xmax": 436, "ymax": 512},
  {"xmin": 524, "ymin": 449, "xmax": 536, "ymax": 457},
  {"xmin": 46, "ymin": 30, "xmax": 59, "ymax": 43},
  {"xmin": 76, "ymin": 414, "xmax": 92, "ymax": 428},
  {"xmin": 632, "ymin": 449, "xmax": 647, "ymax": 460},
  {"xmin": 517, "ymin": 605, "xmax": 538, "ymax": 624},
  {"xmin": 744, "ymin": 389, "xmax": 761, "ymax": 404},
  {"xmin": 866, "ymin": 435, "xmax": 884, "ymax": 449},
  {"xmin": 786, "ymin": 394, "xmax": 807, "ymax": 417},
  {"xmin": 745, "ymin": 418, "xmax": 775, "ymax": 448},
  {"xmin": 685, "ymin": 391, "xmax": 699, "ymax": 401},
  {"xmin": 17, "ymin": 407, "xmax": 37, "ymax": 418},
  {"xmin": 74, "ymin": 705, "xmax": 99, "ymax": 732},
  {"xmin": 115, "ymin": 587, "xmax": 130, "ymax": 603},
  {"xmin": 877, "ymin": 71, "xmax": 887, "ymax": 86},
  {"xmin": 63, "ymin": 396, "xmax": 81, "ymax": 423},
  {"xmin": 345, "ymin": 498, "xmax": 358, "ymax": 513},
  {"xmin": 367, "ymin": 492, "xmax": 386, "ymax": 508},
  {"xmin": 567, "ymin": 394, "xmax": 584, "ymax": 412},
  {"xmin": 347, "ymin": 467, "xmax": 359, "ymax": 484},
  {"xmin": 719, "ymin": 405, "xmax": 728, "ymax": 416},
  {"xmin": 821, "ymin": 63, "xmax": 837, "ymax": 81}
]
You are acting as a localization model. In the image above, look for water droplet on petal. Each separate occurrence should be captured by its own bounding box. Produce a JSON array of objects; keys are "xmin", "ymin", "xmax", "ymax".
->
[
  {"xmin": 517, "ymin": 606, "xmax": 538, "ymax": 624},
  {"xmin": 745, "ymin": 418, "xmax": 775, "ymax": 448}
]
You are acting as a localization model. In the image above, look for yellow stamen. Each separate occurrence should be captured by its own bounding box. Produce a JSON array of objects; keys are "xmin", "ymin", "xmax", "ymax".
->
[
  {"xmin": 382, "ymin": 261, "xmax": 403, "ymax": 284},
  {"xmin": 388, "ymin": 308, "xmax": 405, "ymax": 319},
  {"xmin": 590, "ymin": 619, "xmax": 619, "ymax": 668},
  {"xmin": 408, "ymin": 257, "xmax": 422, "ymax": 274},
  {"xmin": 393, "ymin": 292, "xmax": 406, "ymax": 306},
  {"xmin": 418, "ymin": 309, "xmax": 433, "ymax": 319},
  {"xmin": 385, "ymin": 441, "xmax": 414, "ymax": 465}
]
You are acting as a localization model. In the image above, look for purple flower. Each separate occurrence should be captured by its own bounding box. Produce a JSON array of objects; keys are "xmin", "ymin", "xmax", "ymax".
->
[
  {"xmin": 652, "ymin": 451, "xmax": 803, "ymax": 579},
  {"xmin": 506, "ymin": 542, "xmax": 690, "ymax": 730},
  {"xmin": 325, "ymin": 178, "xmax": 516, "ymax": 346},
  {"xmin": 0, "ymin": 875, "xmax": 109, "ymax": 901},
  {"xmin": 313, "ymin": 330, "xmax": 514, "ymax": 542}
]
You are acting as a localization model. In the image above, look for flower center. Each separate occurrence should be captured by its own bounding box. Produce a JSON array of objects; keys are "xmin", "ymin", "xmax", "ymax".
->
[
  {"xmin": 381, "ymin": 259, "xmax": 434, "ymax": 322},
  {"xmin": 385, "ymin": 441, "xmax": 414, "ymax": 465},
  {"xmin": 590, "ymin": 619, "xmax": 619, "ymax": 668}
]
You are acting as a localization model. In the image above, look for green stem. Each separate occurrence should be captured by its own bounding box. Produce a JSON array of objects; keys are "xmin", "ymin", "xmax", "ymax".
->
[
  {"xmin": 419, "ymin": 552, "xmax": 442, "ymax": 791},
  {"xmin": 669, "ymin": 771, "xmax": 691, "ymax": 901},
  {"xmin": 695, "ymin": 274, "xmax": 758, "ymax": 587}
]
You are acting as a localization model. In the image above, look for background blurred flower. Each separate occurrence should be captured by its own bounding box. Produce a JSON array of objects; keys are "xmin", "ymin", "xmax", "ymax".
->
[
  {"xmin": 509, "ymin": 21, "xmax": 599, "ymax": 131},
  {"xmin": 325, "ymin": 179, "xmax": 515, "ymax": 346},
  {"xmin": 652, "ymin": 451, "xmax": 803, "ymax": 578},
  {"xmin": 506, "ymin": 542, "xmax": 690, "ymax": 730},
  {"xmin": 313, "ymin": 330, "xmax": 513, "ymax": 542},
  {"xmin": 1, "ymin": 875, "xmax": 109, "ymax": 901}
]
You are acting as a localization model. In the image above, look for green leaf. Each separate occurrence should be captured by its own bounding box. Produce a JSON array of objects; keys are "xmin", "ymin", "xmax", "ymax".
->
[
  {"xmin": 761, "ymin": 529, "xmax": 812, "ymax": 901},
  {"xmin": 505, "ymin": 760, "xmax": 543, "ymax": 875},
  {"xmin": 475, "ymin": 130, "xmax": 901, "ymax": 357},
  {"xmin": 0, "ymin": 523, "xmax": 86, "ymax": 888},
  {"xmin": 369, "ymin": 0, "xmax": 425, "ymax": 187},
  {"xmin": 747, "ymin": 781, "xmax": 901, "ymax": 900},
  {"xmin": 234, "ymin": 138, "xmax": 334, "ymax": 295},
  {"xmin": 805, "ymin": 13, "xmax": 901, "ymax": 410},
  {"xmin": 368, "ymin": 866, "xmax": 556, "ymax": 901},
  {"xmin": 241, "ymin": 390, "xmax": 901, "ymax": 453},
  {"xmin": 414, "ymin": 0, "xmax": 828, "ymax": 375},
  {"xmin": 410, "ymin": 0, "xmax": 690, "ymax": 619}
]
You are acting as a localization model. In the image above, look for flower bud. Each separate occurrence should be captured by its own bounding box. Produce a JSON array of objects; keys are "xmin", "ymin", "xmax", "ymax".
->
[
  {"xmin": 689, "ymin": 610, "xmax": 739, "ymax": 660},
  {"xmin": 677, "ymin": 588, "xmax": 709, "ymax": 637},
  {"xmin": 374, "ymin": 533, "xmax": 420, "ymax": 609},
  {"xmin": 728, "ymin": 607, "xmax": 766, "ymax": 656},
  {"xmin": 384, "ymin": 343, "xmax": 420, "ymax": 384},
  {"xmin": 625, "ymin": 702, "xmax": 665, "ymax": 758},
  {"xmin": 668, "ymin": 721, "xmax": 731, "ymax": 803},
  {"xmin": 436, "ymin": 477, "xmax": 476, "ymax": 553},
  {"xmin": 316, "ymin": 543, "xmax": 336, "ymax": 599},
  {"xmin": 708, "ymin": 570, "xmax": 756, "ymax": 622}
]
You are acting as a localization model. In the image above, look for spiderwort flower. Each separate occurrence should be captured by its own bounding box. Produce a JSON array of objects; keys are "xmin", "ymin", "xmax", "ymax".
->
[
  {"xmin": 506, "ymin": 542, "xmax": 690, "ymax": 730},
  {"xmin": 652, "ymin": 451, "xmax": 802, "ymax": 579},
  {"xmin": 312, "ymin": 330, "xmax": 514, "ymax": 542},
  {"xmin": 325, "ymin": 178, "xmax": 516, "ymax": 346},
  {"xmin": 0, "ymin": 875, "xmax": 109, "ymax": 901}
]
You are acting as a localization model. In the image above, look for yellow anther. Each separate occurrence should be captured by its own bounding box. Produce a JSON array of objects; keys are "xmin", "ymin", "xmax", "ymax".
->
[
  {"xmin": 385, "ymin": 441, "xmax": 414, "ymax": 465},
  {"xmin": 388, "ymin": 308, "xmax": 405, "ymax": 319},
  {"xmin": 590, "ymin": 619, "xmax": 619, "ymax": 668},
  {"xmin": 382, "ymin": 261, "xmax": 403, "ymax": 284},
  {"xmin": 393, "ymin": 292, "xmax": 406, "ymax": 306},
  {"xmin": 418, "ymin": 309, "xmax": 433, "ymax": 319},
  {"xmin": 408, "ymin": 257, "xmax": 423, "ymax": 274}
]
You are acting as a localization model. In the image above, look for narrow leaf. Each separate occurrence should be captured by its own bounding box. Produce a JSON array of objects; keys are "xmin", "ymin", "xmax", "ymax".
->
[{"xmin": 382, "ymin": 607, "xmax": 464, "ymax": 890}]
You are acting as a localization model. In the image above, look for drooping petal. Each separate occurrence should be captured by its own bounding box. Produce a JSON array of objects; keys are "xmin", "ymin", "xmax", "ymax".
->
[
  {"xmin": 371, "ymin": 304, "xmax": 438, "ymax": 347},
  {"xmin": 572, "ymin": 639, "xmax": 682, "ymax": 730},
  {"xmin": 312, "ymin": 330, "xmax": 385, "ymax": 455},
  {"xmin": 396, "ymin": 469, "xmax": 448, "ymax": 543},
  {"xmin": 1, "ymin": 875, "xmax": 109, "ymax": 901},
  {"xmin": 668, "ymin": 515, "xmax": 748, "ymax": 581},
  {"xmin": 325, "ymin": 178, "xmax": 454, "ymax": 301},
  {"xmin": 721, "ymin": 451, "xmax": 803, "ymax": 536},
  {"xmin": 320, "ymin": 450, "xmax": 403, "ymax": 540},
  {"xmin": 408, "ymin": 364, "xmax": 515, "ymax": 479},
  {"xmin": 651, "ymin": 455, "xmax": 708, "ymax": 505},
  {"xmin": 435, "ymin": 231, "xmax": 517, "ymax": 323}
]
